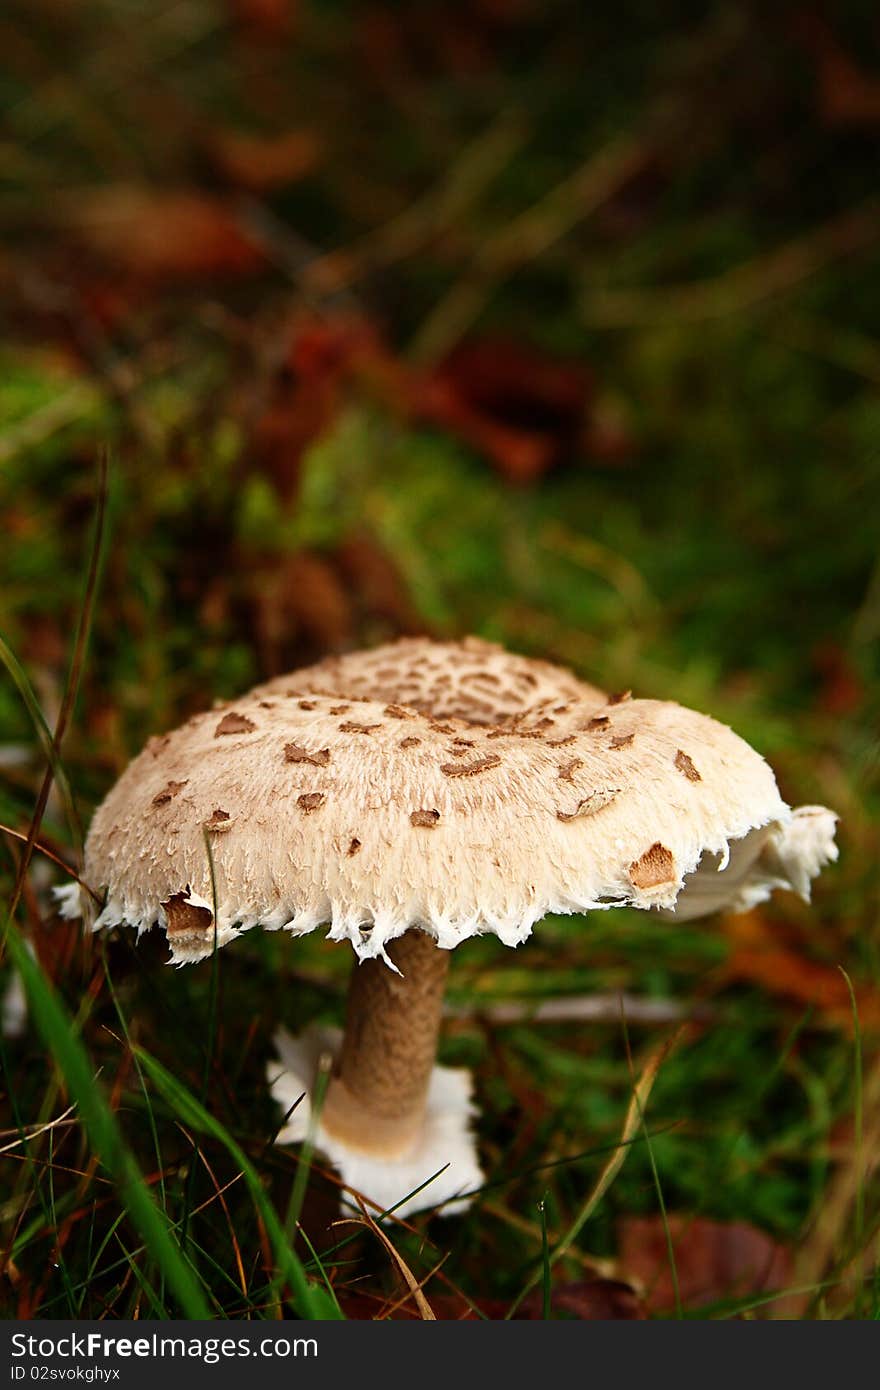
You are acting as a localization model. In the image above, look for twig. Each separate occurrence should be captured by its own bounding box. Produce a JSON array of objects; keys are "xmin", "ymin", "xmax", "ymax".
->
[
  {"xmin": 300, "ymin": 108, "xmax": 525, "ymax": 295},
  {"xmin": 411, "ymin": 134, "xmax": 648, "ymax": 362},
  {"xmin": 445, "ymin": 992, "xmax": 712, "ymax": 1026},
  {"xmin": 334, "ymin": 1203, "xmax": 436, "ymax": 1320},
  {"xmin": 507, "ymin": 1028, "xmax": 682, "ymax": 1315},
  {"xmin": 781, "ymin": 1028, "xmax": 880, "ymax": 1316},
  {"xmin": 5, "ymin": 450, "xmax": 107, "ymax": 924},
  {"xmin": 581, "ymin": 198, "xmax": 880, "ymax": 326},
  {"xmin": 0, "ymin": 1105, "xmax": 77, "ymax": 1155},
  {"xmin": 0, "ymin": 384, "xmax": 100, "ymax": 466},
  {"xmin": 0, "ymin": 823, "xmax": 101, "ymax": 905}
]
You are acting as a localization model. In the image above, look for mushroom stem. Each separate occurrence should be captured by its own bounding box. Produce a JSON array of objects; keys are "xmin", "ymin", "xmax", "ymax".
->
[{"xmin": 320, "ymin": 930, "xmax": 450, "ymax": 1158}]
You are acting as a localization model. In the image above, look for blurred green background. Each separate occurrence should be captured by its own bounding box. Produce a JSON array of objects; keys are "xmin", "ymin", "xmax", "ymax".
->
[{"xmin": 1, "ymin": 0, "xmax": 878, "ymax": 1319}]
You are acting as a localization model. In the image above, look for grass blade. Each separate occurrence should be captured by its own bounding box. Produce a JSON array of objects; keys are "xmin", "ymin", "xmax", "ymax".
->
[
  {"xmin": 1, "ymin": 914, "xmax": 211, "ymax": 1318},
  {"xmin": 539, "ymin": 1195, "xmax": 551, "ymax": 1319},
  {"xmin": 134, "ymin": 1046, "xmax": 343, "ymax": 1320},
  {"xmin": 508, "ymin": 1030, "xmax": 677, "ymax": 1316}
]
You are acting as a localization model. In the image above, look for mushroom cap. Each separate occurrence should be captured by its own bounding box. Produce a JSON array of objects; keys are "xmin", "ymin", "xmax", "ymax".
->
[
  {"xmin": 253, "ymin": 635, "xmax": 606, "ymax": 725},
  {"xmin": 72, "ymin": 677, "xmax": 810, "ymax": 965}
]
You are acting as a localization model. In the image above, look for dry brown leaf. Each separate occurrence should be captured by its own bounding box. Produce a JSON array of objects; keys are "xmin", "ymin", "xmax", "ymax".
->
[
  {"xmin": 67, "ymin": 188, "xmax": 265, "ymax": 280},
  {"xmin": 618, "ymin": 1215, "xmax": 792, "ymax": 1314},
  {"xmin": 338, "ymin": 1278, "xmax": 642, "ymax": 1320},
  {"xmin": 250, "ymin": 549, "xmax": 354, "ymax": 671},
  {"xmin": 811, "ymin": 640, "xmax": 865, "ymax": 716},
  {"xmin": 720, "ymin": 910, "xmax": 880, "ymax": 1030},
  {"xmin": 417, "ymin": 338, "xmax": 593, "ymax": 484},
  {"xmin": 795, "ymin": 15, "xmax": 880, "ymax": 128},
  {"xmin": 229, "ymin": 0, "xmax": 296, "ymax": 39},
  {"xmin": 209, "ymin": 129, "xmax": 321, "ymax": 192}
]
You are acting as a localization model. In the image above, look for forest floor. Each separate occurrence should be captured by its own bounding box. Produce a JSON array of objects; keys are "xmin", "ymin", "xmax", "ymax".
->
[{"xmin": 1, "ymin": 0, "xmax": 879, "ymax": 1318}]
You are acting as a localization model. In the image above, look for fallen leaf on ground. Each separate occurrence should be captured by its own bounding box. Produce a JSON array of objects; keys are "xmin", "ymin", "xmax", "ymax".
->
[
  {"xmin": 67, "ymin": 188, "xmax": 265, "ymax": 280},
  {"xmin": 794, "ymin": 14, "xmax": 880, "ymax": 128},
  {"xmin": 516, "ymin": 1279, "xmax": 643, "ymax": 1320},
  {"xmin": 721, "ymin": 911, "xmax": 880, "ymax": 1030},
  {"xmin": 618, "ymin": 1215, "xmax": 792, "ymax": 1314},
  {"xmin": 250, "ymin": 313, "xmax": 404, "ymax": 499},
  {"xmin": 249, "ymin": 549, "xmax": 354, "ymax": 671},
  {"xmin": 338, "ymin": 1277, "xmax": 642, "ymax": 1320},
  {"xmin": 229, "ymin": 0, "xmax": 296, "ymax": 39},
  {"xmin": 337, "ymin": 532, "xmax": 423, "ymax": 632},
  {"xmin": 811, "ymin": 640, "xmax": 864, "ymax": 716},
  {"xmin": 208, "ymin": 128, "xmax": 321, "ymax": 192},
  {"xmin": 416, "ymin": 338, "xmax": 599, "ymax": 483}
]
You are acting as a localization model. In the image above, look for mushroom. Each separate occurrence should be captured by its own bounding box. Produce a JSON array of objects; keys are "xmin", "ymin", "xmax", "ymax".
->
[{"xmin": 58, "ymin": 638, "xmax": 837, "ymax": 1219}]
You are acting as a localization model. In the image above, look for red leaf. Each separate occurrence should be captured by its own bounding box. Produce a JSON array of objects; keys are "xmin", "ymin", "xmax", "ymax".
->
[
  {"xmin": 417, "ymin": 338, "xmax": 594, "ymax": 484},
  {"xmin": 794, "ymin": 15, "xmax": 880, "ymax": 128},
  {"xmin": 811, "ymin": 640, "xmax": 864, "ymax": 716},
  {"xmin": 250, "ymin": 313, "xmax": 404, "ymax": 499},
  {"xmin": 229, "ymin": 0, "xmax": 296, "ymax": 39}
]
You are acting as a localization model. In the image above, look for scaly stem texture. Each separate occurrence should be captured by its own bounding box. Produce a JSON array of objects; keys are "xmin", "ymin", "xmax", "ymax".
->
[{"xmin": 321, "ymin": 930, "xmax": 450, "ymax": 1157}]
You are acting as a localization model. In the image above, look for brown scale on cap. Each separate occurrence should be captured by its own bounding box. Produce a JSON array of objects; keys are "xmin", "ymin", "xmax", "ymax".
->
[
  {"xmin": 486, "ymin": 726, "xmax": 545, "ymax": 740},
  {"xmin": 674, "ymin": 749, "xmax": 701, "ymax": 782},
  {"xmin": 410, "ymin": 809, "xmax": 441, "ymax": 828},
  {"xmin": 629, "ymin": 842, "xmax": 676, "ymax": 889},
  {"xmin": 339, "ymin": 721, "xmax": 380, "ymax": 734},
  {"xmin": 215, "ymin": 712, "xmax": 255, "ymax": 737},
  {"xmin": 557, "ymin": 758, "xmax": 583, "ymax": 782},
  {"xmin": 399, "ymin": 736, "xmax": 421, "ymax": 748},
  {"xmin": 557, "ymin": 788, "xmax": 620, "ymax": 822},
  {"xmin": 297, "ymin": 792, "xmax": 325, "ymax": 814},
  {"xmin": 205, "ymin": 808, "xmax": 231, "ymax": 830},
  {"xmin": 162, "ymin": 893, "xmax": 213, "ymax": 946},
  {"xmin": 152, "ymin": 780, "xmax": 188, "ymax": 806},
  {"xmin": 610, "ymin": 733, "xmax": 635, "ymax": 749},
  {"xmin": 440, "ymin": 753, "xmax": 501, "ymax": 778},
  {"xmin": 284, "ymin": 742, "xmax": 331, "ymax": 767},
  {"xmin": 347, "ymin": 837, "xmax": 362, "ymax": 856}
]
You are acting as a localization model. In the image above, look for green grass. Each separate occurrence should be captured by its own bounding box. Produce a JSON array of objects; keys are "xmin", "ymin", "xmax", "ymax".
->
[{"xmin": 1, "ymin": 0, "xmax": 879, "ymax": 1320}]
